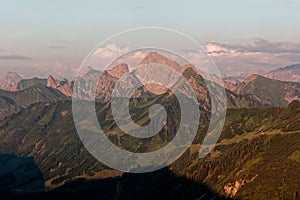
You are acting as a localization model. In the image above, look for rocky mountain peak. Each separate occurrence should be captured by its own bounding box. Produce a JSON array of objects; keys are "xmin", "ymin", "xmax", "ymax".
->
[
  {"xmin": 47, "ymin": 75, "xmax": 60, "ymax": 87},
  {"xmin": 107, "ymin": 63, "xmax": 129, "ymax": 79},
  {"xmin": 139, "ymin": 51, "xmax": 181, "ymax": 71},
  {"xmin": 46, "ymin": 75, "xmax": 72, "ymax": 97},
  {"xmin": 0, "ymin": 71, "xmax": 22, "ymax": 91},
  {"xmin": 5, "ymin": 71, "xmax": 22, "ymax": 79}
]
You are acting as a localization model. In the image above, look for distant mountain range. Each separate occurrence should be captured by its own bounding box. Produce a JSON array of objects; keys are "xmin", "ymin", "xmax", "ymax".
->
[
  {"xmin": 224, "ymin": 69, "xmax": 267, "ymax": 83},
  {"xmin": 224, "ymin": 64, "xmax": 300, "ymax": 86},
  {"xmin": 0, "ymin": 83, "xmax": 67, "ymax": 119},
  {"xmin": 235, "ymin": 74, "xmax": 300, "ymax": 106},
  {"xmin": 1, "ymin": 57, "xmax": 300, "ymax": 111},
  {"xmin": 3, "ymin": 62, "xmax": 300, "ymax": 91},
  {"xmin": 266, "ymin": 64, "xmax": 300, "ymax": 82},
  {"xmin": 0, "ymin": 52, "xmax": 299, "ymax": 199},
  {"xmin": 0, "ymin": 52, "xmax": 269, "ymax": 119},
  {"xmin": 0, "ymin": 52, "xmax": 300, "ymax": 120}
]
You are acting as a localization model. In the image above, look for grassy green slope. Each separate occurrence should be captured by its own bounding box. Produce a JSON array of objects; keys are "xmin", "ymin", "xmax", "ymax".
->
[
  {"xmin": 236, "ymin": 75, "xmax": 300, "ymax": 106},
  {"xmin": 0, "ymin": 99, "xmax": 299, "ymax": 199}
]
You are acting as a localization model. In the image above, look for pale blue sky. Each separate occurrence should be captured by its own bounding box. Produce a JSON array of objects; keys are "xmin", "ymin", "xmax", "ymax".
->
[{"xmin": 0, "ymin": 0, "xmax": 300, "ymax": 77}]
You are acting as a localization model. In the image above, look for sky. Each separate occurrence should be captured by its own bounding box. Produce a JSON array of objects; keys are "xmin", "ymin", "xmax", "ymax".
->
[{"xmin": 0, "ymin": 0, "xmax": 300, "ymax": 78}]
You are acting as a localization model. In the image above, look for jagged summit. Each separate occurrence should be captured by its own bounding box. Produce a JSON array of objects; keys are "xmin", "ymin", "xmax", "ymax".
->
[
  {"xmin": 107, "ymin": 63, "xmax": 129, "ymax": 79},
  {"xmin": 0, "ymin": 71, "xmax": 22, "ymax": 91},
  {"xmin": 139, "ymin": 51, "xmax": 181, "ymax": 71},
  {"xmin": 47, "ymin": 75, "xmax": 60, "ymax": 87},
  {"xmin": 47, "ymin": 75, "xmax": 72, "ymax": 97}
]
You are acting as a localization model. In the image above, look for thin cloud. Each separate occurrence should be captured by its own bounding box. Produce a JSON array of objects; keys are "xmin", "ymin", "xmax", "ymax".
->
[
  {"xmin": 0, "ymin": 49, "xmax": 31, "ymax": 60},
  {"xmin": 210, "ymin": 38, "xmax": 300, "ymax": 54},
  {"xmin": 92, "ymin": 44, "xmax": 130, "ymax": 59},
  {"xmin": 133, "ymin": 5, "xmax": 148, "ymax": 9},
  {"xmin": 0, "ymin": 55, "xmax": 30, "ymax": 60},
  {"xmin": 48, "ymin": 45, "xmax": 68, "ymax": 49},
  {"xmin": 285, "ymin": 0, "xmax": 294, "ymax": 4},
  {"xmin": 203, "ymin": 39, "xmax": 300, "ymax": 74},
  {"xmin": 131, "ymin": 4, "xmax": 154, "ymax": 10}
]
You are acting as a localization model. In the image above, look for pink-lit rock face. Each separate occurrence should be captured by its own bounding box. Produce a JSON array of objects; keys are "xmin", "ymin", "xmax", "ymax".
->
[
  {"xmin": 107, "ymin": 63, "xmax": 129, "ymax": 79},
  {"xmin": 47, "ymin": 75, "xmax": 73, "ymax": 97},
  {"xmin": 265, "ymin": 64, "xmax": 300, "ymax": 83},
  {"xmin": 0, "ymin": 72, "xmax": 22, "ymax": 91},
  {"xmin": 138, "ymin": 51, "xmax": 181, "ymax": 72}
]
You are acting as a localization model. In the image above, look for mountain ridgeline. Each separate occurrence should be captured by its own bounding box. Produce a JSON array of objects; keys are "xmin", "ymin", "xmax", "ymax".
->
[
  {"xmin": 0, "ymin": 52, "xmax": 299, "ymax": 199},
  {"xmin": 235, "ymin": 74, "xmax": 300, "ymax": 107},
  {"xmin": 0, "ymin": 52, "xmax": 292, "ymax": 120}
]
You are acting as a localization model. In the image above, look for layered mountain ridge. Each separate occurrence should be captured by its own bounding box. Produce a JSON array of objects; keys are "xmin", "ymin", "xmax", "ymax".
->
[
  {"xmin": 0, "ymin": 52, "xmax": 299, "ymax": 199},
  {"xmin": 0, "ymin": 52, "xmax": 299, "ymax": 118}
]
